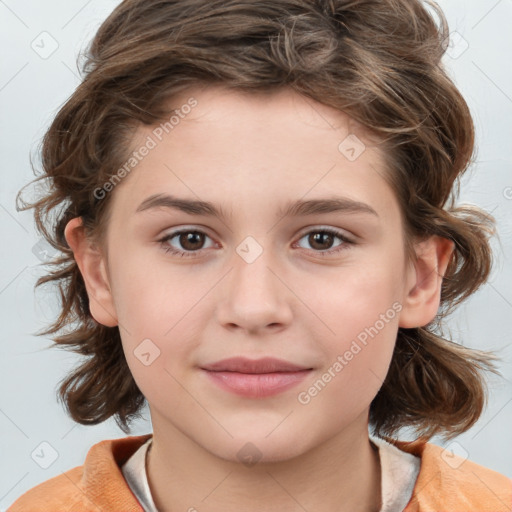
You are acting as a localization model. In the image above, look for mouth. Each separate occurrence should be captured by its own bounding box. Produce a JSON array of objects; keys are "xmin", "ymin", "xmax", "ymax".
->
[
  {"xmin": 200, "ymin": 357, "xmax": 313, "ymax": 398},
  {"xmin": 201, "ymin": 356, "xmax": 312, "ymax": 373}
]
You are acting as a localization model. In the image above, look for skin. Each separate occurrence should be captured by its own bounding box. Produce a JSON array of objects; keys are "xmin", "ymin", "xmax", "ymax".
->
[{"xmin": 65, "ymin": 85, "xmax": 454, "ymax": 512}]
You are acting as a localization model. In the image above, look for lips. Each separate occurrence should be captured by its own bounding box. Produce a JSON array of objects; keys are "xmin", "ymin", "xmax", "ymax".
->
[
  {"xmin": 201, "ymin": 356, "xmax": 312, "ymax": 373},
  {"xmin": 200, "ymin": 357, "xmax": 313, "ymax": 398}
]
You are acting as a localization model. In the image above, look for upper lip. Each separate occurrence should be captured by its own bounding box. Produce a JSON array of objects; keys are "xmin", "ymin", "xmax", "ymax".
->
[{"xmin": 201, "ymin": 357, "xmax": 312, "ymax": 374}]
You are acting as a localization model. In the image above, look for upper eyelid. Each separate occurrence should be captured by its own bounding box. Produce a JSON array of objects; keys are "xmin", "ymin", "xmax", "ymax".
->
[
  {"xmin": 160, "ymin": 224, "xmax": 351, "ymax": 235},
  {"xmin": 296, "ymin": 225, "xmax": 352, "ymax": 238}
]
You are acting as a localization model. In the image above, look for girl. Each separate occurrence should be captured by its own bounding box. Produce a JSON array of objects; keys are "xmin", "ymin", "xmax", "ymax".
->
[{"xmin": 9, "ymin": 0, "xmax": 512, "ymax": 510}]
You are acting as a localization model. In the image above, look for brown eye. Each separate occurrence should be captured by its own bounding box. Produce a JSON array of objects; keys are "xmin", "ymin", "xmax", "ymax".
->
[
  {"xmin": 295, "ymin": 228, "xmax": 354, "ymax": 257},
  {"xmin": 178, "ymin": 231, "xmax": 206, "ymax": 251},
  {"xmin": 307, "ymin": 232, "xmax": 336, "ymax": 250},
  {"xmin": 158, "ymin": 229, "xmax": 215, "ymax": 258}
]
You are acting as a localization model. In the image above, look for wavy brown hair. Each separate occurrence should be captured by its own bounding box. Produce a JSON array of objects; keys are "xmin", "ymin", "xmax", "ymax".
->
[{"xmin": 17, "ymin": 0, "xmax": 499, "ymax": 438}]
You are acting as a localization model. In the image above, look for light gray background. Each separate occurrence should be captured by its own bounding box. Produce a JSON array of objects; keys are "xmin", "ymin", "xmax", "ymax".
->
[{"xmin": 1, "ymin": 0, "xmax": 511, "ymax": 508}]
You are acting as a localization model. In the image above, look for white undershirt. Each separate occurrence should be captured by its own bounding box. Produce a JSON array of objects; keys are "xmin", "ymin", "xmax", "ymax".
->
[{"xmin": 121, "ymin": 435, "xmax": 420, "ymax": 512}]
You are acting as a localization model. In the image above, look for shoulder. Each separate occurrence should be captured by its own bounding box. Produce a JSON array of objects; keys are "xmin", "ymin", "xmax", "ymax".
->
[
  {"xmin": 7, "ymin": 434, "xmax": 152, "ymax": 512},
  {"xmin": 6, "ymin": 466, "xmax": 85, "ymax": 511},
  {"xmin": 392, "ymin": 438, "xmax": 512, "ymax": 511}
]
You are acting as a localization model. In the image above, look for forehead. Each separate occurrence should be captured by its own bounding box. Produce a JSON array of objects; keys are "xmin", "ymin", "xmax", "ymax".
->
[
  {"xmin": 163, "ymin": 84, "xmax": 374, "ymax": 145},
  {"xmin": 107, "ymin": 85, "xmax": 399, "ymax": 227}
]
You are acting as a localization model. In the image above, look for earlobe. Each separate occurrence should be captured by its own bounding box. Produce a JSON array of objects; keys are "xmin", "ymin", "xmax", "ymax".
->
[
  {"xmin": 63, "ymin": 217, "xmax": 118, "ymax": 327},
  {"xmin": 398, "ymin": 236, "xmax": 455, "ymax": 329}
]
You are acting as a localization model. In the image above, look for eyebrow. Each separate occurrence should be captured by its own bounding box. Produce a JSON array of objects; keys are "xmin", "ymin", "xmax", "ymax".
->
[{"xmin": 135, "ymin": 193, "xmax": 379, "ymax": 220}]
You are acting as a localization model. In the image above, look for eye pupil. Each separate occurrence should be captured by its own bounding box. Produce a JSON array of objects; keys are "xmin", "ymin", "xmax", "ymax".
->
[{"xmin": 309, "ymin": 232, "xmax": 334, "ymax": 250}]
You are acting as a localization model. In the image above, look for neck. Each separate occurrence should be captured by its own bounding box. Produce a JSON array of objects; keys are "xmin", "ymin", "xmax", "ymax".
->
[{"xmin": 146, "ymin": 413, "xmax": 382, "ymax": 512}]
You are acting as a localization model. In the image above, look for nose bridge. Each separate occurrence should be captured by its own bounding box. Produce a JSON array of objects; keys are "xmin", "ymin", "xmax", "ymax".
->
[
  {"xmin": 231, "ymin": 234, "xmax": 280, "ymax": 303},
  {"xmin": 215, "ymin": 234, "xmax": 293, "ymax": 330}
]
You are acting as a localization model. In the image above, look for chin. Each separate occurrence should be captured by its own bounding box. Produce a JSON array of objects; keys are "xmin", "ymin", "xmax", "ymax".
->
[{"xmin": 205, "ymin": 429, "xmax": 316, "ymax": 466}]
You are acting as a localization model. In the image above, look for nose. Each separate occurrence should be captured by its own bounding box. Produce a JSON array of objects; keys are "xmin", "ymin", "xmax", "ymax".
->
[{"xmin": 215, "ymin": 245, "xmax": 293, "ymax": 335}]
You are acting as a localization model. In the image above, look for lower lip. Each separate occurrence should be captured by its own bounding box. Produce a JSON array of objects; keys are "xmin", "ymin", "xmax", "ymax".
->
[{"xmin": 202, "ymin": 369, "xmax": 312, "ymax": 398}]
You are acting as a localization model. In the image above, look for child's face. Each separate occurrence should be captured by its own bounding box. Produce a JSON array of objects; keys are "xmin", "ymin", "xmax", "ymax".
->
[{"xmin": 85, "ymin": 86, "xmax": 420, "ymax": 460}]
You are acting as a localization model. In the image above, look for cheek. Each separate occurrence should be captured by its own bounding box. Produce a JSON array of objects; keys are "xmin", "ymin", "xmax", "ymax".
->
[
  {"xmin": 108, "ymin": 244, "xmax": 209, "ymax": 336},
  {"xmin": 301, "ymin": 253, "xmax": 403, "ymax": 396},
  {"xmin": 297, "ymin": 312, "xmax": 399, "ymax": 424},
  {"xmin": 106, "ymin": 249, "xmax": 209, "ymax": 391},
  {"xmin": 307, "ymin": 254, "xmax": 404, "ymax": 344}
]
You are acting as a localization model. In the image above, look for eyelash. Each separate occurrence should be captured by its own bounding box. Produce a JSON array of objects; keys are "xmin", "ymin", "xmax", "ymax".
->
[{"xmin": 157, "ymin": 227, "xmax": 354, "ymax": 259}]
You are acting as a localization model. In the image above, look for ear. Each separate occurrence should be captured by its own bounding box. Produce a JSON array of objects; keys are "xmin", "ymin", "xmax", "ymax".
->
[
  {"xmin": 63, "ymin": 217, "xmax": 118, "ymax": 327},
  {"xmin": 399, "ymin": 235, "xmax": 455, "ymax": 328}
]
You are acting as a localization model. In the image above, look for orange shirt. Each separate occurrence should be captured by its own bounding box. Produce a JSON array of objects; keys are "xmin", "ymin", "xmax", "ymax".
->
[{"xmin": 7, "ymin": 434, "xmax": 512, "ymax": 511}]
